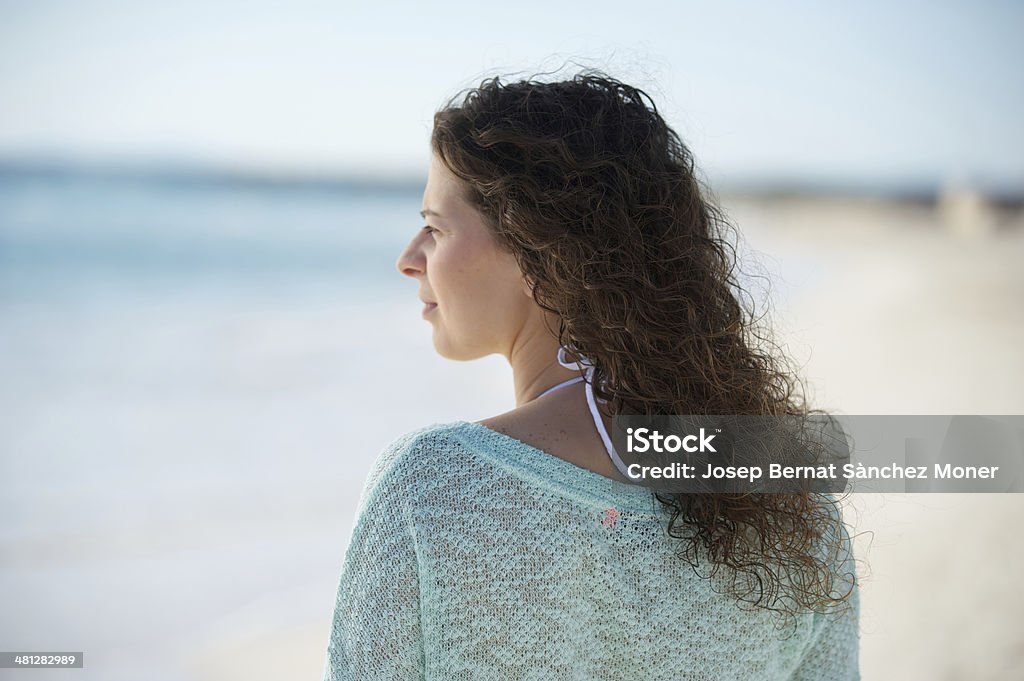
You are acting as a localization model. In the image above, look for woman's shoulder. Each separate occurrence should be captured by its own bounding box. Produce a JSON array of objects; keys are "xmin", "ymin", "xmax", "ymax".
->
[
  {"xmin": 378, "ymin": 420, "xmax": 467, "ymax": 458},
  {"xmin": 360, "ymin": 421, "xmax": 472, "ymax": 489},
  {"xmin": 348, "ymin": 421, "xmax": 469, "ymax": 519}
]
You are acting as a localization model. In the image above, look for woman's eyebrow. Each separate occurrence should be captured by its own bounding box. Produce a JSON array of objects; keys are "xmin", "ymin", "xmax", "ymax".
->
[{"xmin": 420, "ymin": 209, "xmax": 442, "ymax": 219}]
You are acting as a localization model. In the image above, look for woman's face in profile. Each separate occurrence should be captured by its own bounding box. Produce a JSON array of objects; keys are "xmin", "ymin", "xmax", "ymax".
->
[{"xmin": 396, "ymin": 154, "xmax": 533, "ymax": 360}]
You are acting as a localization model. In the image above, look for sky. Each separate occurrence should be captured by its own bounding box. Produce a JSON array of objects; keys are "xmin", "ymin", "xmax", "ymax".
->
[{"xmin": 0, "ymin": 0, "xmax": 1021, "ymax": 189}]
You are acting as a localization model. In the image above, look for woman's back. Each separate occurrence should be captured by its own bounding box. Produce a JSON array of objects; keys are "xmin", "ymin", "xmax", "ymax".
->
[{"xmin": 322, "ymin": 422, "xmax": 860, "ymax": 680}]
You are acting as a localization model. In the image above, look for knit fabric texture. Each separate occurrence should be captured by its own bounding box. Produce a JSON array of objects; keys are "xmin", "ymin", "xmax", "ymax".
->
[{"xmin": 322, "ymin": 421, "xmax": 860, "ymax": 680}]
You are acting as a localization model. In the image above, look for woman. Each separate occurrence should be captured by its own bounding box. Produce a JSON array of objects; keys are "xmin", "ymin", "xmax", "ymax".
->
[{"xmin": 322, "ymin": 70, "xmax": 859, "ymax": 680}]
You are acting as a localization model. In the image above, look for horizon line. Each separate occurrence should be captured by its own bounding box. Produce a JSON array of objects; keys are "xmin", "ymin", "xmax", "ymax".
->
[{"xmin": 1, "ymin": 155, "xmax": 1021, "ymax": 203}]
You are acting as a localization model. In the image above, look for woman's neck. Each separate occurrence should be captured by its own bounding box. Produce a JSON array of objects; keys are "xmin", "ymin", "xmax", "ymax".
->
[{"xmin": 506, "ymin": 325, "xmax": 583, "ymax": 407}]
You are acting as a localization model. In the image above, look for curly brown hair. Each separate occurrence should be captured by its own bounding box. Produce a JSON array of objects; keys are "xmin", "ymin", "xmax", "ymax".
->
[{"xmin": 430, "ymin": 69, "xmax": 856, "ymax": 620}]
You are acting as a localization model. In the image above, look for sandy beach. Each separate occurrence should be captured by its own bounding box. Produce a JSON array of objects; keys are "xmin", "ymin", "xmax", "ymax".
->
[{"xmin": 736, "ymin": 196, "xmax": 1024, "ymax": 679}]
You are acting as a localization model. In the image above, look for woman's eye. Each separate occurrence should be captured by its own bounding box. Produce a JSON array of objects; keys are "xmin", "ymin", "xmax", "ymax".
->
[{"xmin": 421, "ymin": 225, "xmax": 437, "ymax": 236}]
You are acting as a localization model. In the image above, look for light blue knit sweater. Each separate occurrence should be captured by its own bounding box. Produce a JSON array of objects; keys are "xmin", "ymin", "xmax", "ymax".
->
[{"xmin": 322, "ymin": 421, "xmax": 859, "ymax": 680}]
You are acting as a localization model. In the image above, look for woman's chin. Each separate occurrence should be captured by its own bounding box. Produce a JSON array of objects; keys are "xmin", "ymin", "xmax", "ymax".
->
[{"xmin": 431, "ymin": 335, "xmax": 490, "ymax": 362}]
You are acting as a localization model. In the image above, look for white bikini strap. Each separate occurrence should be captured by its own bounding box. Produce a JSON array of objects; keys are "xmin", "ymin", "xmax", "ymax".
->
[
  {"xmin": 537, "ymin": 375, "xmax": 585, "ymax": 399},
  {"xmin": 556, "ymin": 346, "xmax": 632, "ymax": 479}
]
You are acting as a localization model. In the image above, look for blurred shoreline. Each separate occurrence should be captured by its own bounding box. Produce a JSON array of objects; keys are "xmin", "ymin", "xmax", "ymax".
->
[{"xmin": 3, "ymin": 155, "xmax": 1022, "ymax": 207}]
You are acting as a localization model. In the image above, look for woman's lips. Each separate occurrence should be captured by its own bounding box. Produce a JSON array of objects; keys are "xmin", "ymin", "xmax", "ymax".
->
[{"xmin": 422, "ymin": 302, "xmax": 438, "ymax": 317}]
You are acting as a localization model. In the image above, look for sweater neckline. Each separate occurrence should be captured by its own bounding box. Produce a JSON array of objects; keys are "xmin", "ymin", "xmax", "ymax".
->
[{"xmin": 453, "ymin": 420, "xmax": 662, "ymax": 515}]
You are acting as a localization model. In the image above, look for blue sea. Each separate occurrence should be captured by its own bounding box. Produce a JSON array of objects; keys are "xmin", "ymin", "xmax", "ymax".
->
[{"xmin": 0, "ymin": 168, "xmax": 823, "ymax": 680}]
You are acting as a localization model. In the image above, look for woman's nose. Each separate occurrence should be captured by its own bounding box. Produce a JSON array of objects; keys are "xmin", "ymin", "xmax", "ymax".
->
[{"xmin": 395, "ymin": 235, "xmax": 425, "ymax": 278}]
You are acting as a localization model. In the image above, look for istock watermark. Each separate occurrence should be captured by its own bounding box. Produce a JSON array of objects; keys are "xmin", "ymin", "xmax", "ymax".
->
[
  {"xmin": 626, "ymin": 427, "xmax": 719, "ymax": 453},
  {"xmin": 610, "ymin": 415, "xmax": 1024, "ymax": 493}
]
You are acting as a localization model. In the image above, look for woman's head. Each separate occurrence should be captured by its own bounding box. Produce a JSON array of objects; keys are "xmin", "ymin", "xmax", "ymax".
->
[
  {"xmin": 428, "ymin": 71, "xmax": 755, "ymax": 415},
  {"xmin": 417, "ymin": 69, "xmax": 855, "ymax": 619}
]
